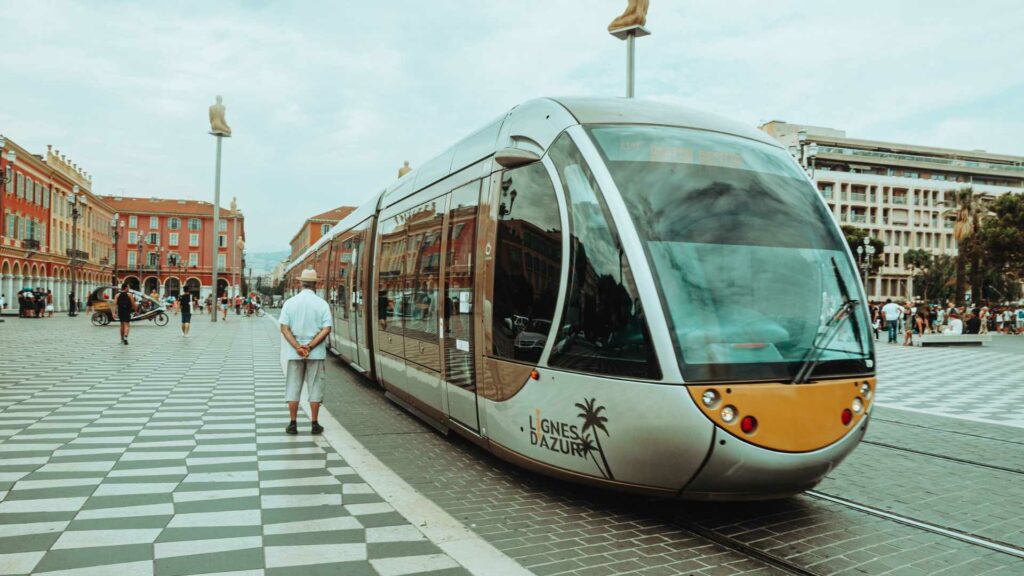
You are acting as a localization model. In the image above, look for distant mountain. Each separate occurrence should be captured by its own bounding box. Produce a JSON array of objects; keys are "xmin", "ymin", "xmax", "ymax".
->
[{"xmin": 246, "ymin": 250, "xmax": 290, "ymax": 274}]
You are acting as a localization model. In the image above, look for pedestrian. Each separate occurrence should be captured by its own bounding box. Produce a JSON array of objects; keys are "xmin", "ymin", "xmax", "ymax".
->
[
  {"xmin": 193, "ymin": 293, "xmax": 201, "ymax": 314},
  {"xmin": 178, "ymin": 290, "xmax": 192, "ymax": 337},
  {"xmin": 35, "ymin": 290, "xmax": 45, "ymax": 319},
  {"xmin": 902, "ymin": 303, "xmax": 914, "ymax": 346},
  {"xmin": 68, "ymin": 291, "xmax": 76, "ymax": 317},
  {"xmin": 881, "ymin": 299, "xmax": 901, "ymax": 344},
  {"xmin": 46, "ymin": 290, "xmax": 54, "ymax": 318},
  {"xmin": 279, "ymin": 269, "xmax": 332, "ymax": 436},
  {"xmin": 945, "ymin": 311, "xmax": 964, "ymax": 335},
  {"xmin": 234, "ymin": 294, "xmax": 242, "ymax": 315},
  {"xmin": 220, "ymin": 292, "xmax": 229, "ymax": 320},
  {"xmin": 115, "ymin": 282, "xmax": 137, "ymax": 345}
]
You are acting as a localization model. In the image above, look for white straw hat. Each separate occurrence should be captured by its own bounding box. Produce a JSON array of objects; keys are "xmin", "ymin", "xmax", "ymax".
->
[{"xmin": 298, "ymin": 269, "xmax": 318, "ymax": 282}]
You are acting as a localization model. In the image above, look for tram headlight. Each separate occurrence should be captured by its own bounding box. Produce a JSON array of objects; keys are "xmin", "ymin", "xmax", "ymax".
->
[
  {"xmin": 721, "ymin": 405, "xmax": 737, "ymax": 423},
  {"xmin": 852, "ymin": 397, "xmax": 864, "ymax": 413},
  {"xmin": 701, "ymin": 389, "xmax": 719, "ymax": 408},
  {"xmin": 860, "ymin": 382, "xmax": 871, "ymax": 397}
]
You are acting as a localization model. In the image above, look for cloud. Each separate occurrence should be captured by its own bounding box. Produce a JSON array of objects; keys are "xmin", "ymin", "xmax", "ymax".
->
[{"xmin": 1, "ymin": 0, "xmax": 1021, "ymax": 253}]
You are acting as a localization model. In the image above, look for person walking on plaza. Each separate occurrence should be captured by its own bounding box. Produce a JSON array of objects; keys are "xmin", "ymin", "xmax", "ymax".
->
[
  {"xmin": 178, "ymin": 290, "xmax": 192, "ymax": 337},
  {"xmin": 220, "ymin": 292, "xmax": 229, "ymax": 321},
  {"xmin": 116, "ymin": 282, "xmax": 137, "ymax": 345},
  {"xmin": 279, "ymin": 269, "xmax": 332, "ymax": 436},
  {"xmin": 881, "ymin": 299, "xmax": 901, "ymax": 344}
]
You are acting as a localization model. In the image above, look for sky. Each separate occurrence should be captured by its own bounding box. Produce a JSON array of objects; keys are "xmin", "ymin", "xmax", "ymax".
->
[{"xmin": 2, "ymin": 0, "xmax": 1022, "ymax": 253}]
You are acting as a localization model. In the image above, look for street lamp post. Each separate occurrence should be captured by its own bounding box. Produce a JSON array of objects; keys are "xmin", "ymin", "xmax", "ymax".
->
[
  {"xmin": 234, "ymin": 236, "xmax": 244, "ymax": 299},
  {"xmin": 110, "ymin": 215, "xmax": 122, "ymax": 286},
  {"xmin": 856, "ymin": 236, "xmax": 876, "ymax": 298},
  {"xmin": 137, "ymin": 230, "xmax": 145, "ymax": 290},
  {"xmin": 68, "ymin": 186, "xmax": 86, "ymax": 316}
]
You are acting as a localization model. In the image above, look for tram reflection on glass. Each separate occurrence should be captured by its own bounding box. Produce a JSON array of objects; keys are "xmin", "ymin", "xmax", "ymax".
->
[{"xmin": 284, "ymin": 98, "xmax": 876, "ymax": 499}]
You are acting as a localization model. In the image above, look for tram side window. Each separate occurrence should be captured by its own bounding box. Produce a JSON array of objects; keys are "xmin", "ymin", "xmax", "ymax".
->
[
  {"xmin": 491, "ymin": 163, "xmax": 563, "ymax": 363},
  {"xmin": 404, "ymin": 201, "xmax": 444, "ymax": 344},
  {"xmin": 547, "ymin": 132, "xmax": 660, "ymax": 380},
  {"xmin": 377, "ymin": 217, "xmax": 405, "ymax": 336}
]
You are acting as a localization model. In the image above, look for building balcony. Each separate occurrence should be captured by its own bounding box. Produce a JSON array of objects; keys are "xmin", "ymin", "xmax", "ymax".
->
[
  {"xmin": 891, "ymin": 196, "xmax": 908, "ymax": 205},
  {"xmin": 850, "ymin": 193, "xmax": 867, "ymax": 202},
  {"xmin": 944, "ymin": 222, "xmax": 955, "ymax": 229},
  {"xmin": 850, "ymin": 214, "xmax": 867, "ymax": 223},
  {"xmin": 22, "ymin": 239, "xmax": 41, "ymax": 251},
  {"xmin": 67, "ymin": 248, "xmax": 89, "ymax": 260}
]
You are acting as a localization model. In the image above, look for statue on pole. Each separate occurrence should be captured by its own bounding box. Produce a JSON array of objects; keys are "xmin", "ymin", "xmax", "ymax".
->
[
  {"xmin": 209, "ymin": 95, "xmax": 232, "ymax": 137},
  {"xmin": 398, "ymin": 161, "xmax": 412, "ymax": 178},
  {"xmin": 608, "ymin": 0, "xmax": 650, "ymax": 31}
]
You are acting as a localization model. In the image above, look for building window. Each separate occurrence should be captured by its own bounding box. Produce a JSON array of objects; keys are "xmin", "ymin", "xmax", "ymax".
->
[
  {"xmin": 167, "ymin": 252, "xmax": 179, "ymax": 266},
  {"xmin": 189, "ymin": 233, "xmax": 199, "ymax": 246},
  {"xmin": 150, "ymin": 216, "xmax": 159, "ymax": 228},
  {"xmin": 169, "ymin": 232, "xmax": 179, "ymax": 246},
  {"xmin": 147, "ymin": 232, "xmax": 159, "ymax": 245},
  {"xmin": 128, "ymin": 230, "xmax": 138, "ymax": 244},
  {"xmin": 217, "ymin": 254, "xmax": 226, "ymax": 268},
  {"xmin": 129, "ymin": 215, "xmax": 137, "ymax": 228},
  {"xmin": 4, "ymin": 167, "xmax": 10, "ymax": 193},
  {"xmin": 188, "ymin": 253, "xmax": 199, "ymax": 266},
  {"xmin": 321, "ymin": 223, "xmax": 331, "ymax": 235},
  {"xmin": 43, "ymin": 188, "xmax": 50, "ymax": 208},
  {"xmin": 16, "ymin": 174, "xmax": 24, "ymax": 198},
  {"xmin": 127, "ymin": 251, "xmax": 137, "ymax": 266},
  {"xmin": 218, "ymin": 234, "xmax": 226, "ymax": 248},
  {"xmin": 168, "ymin": 217, "xmax": 180, "ymax": 230},
  {"xmin": 188, "ymin": 218, "xmax": 201, "ymax": 230}
]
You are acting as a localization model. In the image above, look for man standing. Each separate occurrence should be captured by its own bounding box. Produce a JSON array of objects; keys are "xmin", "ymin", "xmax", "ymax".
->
[
  {"xmin": 116, "ymin": 283, "xmax": 137, "ymax": 345},
  {"xmin": 881, "ymin": 298, "xmax": 902, "ymax": 344},
  {"xmin": 179, "ymin": 290, "xmax": 192, "ymax": 337},
  {"xmin": 279, "ymin": 269, "xmax": 332, "ymax": 435}
]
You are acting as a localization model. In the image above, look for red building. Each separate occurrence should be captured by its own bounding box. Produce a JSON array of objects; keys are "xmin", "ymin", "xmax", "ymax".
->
[
  {"xmin": 99, "ymin": 195, "xmax": 245, "ymax": 298},
  {"xmin": 289, "ymin": 205, "xmax": 356, "ymax": 261},
  {"xmin": 2, "ymin": 135, "xmax": 114, "ymax": 312}
]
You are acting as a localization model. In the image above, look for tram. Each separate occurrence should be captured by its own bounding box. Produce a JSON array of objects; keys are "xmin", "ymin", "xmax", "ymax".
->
[{"xmin": 283, "ymin": 98, "xmax": 876, "ymax": 500}]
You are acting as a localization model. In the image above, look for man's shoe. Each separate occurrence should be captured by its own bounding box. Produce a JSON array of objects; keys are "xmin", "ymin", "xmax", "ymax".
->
[
  {"xmin": 285, "ymin": 422, "xmax": 298, "ymax": 435},
  {"xmin": 311, "ymin": 422, "xmax": 324, "ymax": 435}
]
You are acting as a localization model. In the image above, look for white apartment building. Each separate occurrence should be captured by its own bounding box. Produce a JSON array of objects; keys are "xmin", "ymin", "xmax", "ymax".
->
[{"xmin": 761, "ymin": 121, "xmax": 1024, "ymax": 300}]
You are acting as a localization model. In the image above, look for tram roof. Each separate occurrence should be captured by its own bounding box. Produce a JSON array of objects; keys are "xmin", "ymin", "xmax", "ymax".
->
[
  {"xmin": 550, "ymin": 97, "xmax": 780, "ymax": 148},
  {"xmin": 285, "ymin": 97, "xmax": 779, "ymax": 275}
]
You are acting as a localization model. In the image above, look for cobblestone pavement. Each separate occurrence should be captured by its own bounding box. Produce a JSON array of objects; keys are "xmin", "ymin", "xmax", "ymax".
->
[
  {"xmin": 0, "ymin": 315, "xmax": 475, "ymax": 576},
  {"xmin": 872, "ymin": 337, "xmax": 1024, "ymax": 428},
  {"xmin": 4, "ymin": 315, "xmax": 1023, "ymax": 576}
]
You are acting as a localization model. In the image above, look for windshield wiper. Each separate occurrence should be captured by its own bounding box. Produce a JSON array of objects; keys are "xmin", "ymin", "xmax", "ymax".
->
[{"xmin": 791, "ymin": 257, "xmax": 862, "ymax": 384}]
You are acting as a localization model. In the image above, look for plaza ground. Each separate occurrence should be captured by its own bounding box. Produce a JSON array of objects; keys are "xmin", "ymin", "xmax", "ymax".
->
[{"xmin": 1, "ymin": 312, "xmax": 1021, "ymax": 575}]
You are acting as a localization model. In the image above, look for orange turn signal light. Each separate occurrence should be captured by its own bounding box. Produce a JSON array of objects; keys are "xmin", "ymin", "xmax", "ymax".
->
[{"xmin": 530, "ymin": 369, "xmax": 540, "ymax": 381}]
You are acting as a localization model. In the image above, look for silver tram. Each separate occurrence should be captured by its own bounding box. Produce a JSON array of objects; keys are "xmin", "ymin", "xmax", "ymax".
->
[{"xmin": 283, "ymin": 98, "xmax": 876, "ymax": 500}]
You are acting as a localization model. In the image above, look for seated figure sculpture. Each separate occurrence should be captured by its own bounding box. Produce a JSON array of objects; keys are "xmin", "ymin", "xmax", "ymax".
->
[
  {"xmin": 209, "ymin": 95, "xmax": 232, "ymax": 136},
  {"xmin": 608, "ymin": 0, "xmax": 650, "ymax": 31}
]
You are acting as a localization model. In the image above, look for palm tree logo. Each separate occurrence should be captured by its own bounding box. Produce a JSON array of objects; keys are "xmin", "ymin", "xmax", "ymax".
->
[{"xmin": 576, "ymin": 398, "xmax": 614, "ymax": 480}]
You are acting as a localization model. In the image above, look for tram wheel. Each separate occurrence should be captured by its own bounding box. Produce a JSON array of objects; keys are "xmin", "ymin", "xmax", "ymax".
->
[{"xmin": 154, "ymin": 312, "xmax": 169, "ymax": 326}]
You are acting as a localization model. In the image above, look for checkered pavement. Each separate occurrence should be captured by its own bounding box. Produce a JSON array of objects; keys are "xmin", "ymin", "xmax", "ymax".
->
[
  {"xmin": 873, "ymin": 338, "xmax": 1024, "ymax": 429},
  {"xmin": 0, "ymin": 315, "xmax": 469, "ymax": 576}
]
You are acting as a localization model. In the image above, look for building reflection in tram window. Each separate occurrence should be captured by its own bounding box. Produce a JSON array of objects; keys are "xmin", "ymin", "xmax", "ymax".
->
[
  {"xmin": 377, "ymin": 217, "xmax": 405, "ymax": 339},
  {"xmin": 444, "ymin": 182, "xmax": 480, "ymax": 390},
  {"xmin": 491, "ymin": 163, "xmax": 563, "ymax": 363},
  {"xmin": 547, "ymin": 133, "xmax": 660, "ymax": 380},
  {"xmin": 403, "ymin": 201, "xmax": 444, "ymax": 369}
]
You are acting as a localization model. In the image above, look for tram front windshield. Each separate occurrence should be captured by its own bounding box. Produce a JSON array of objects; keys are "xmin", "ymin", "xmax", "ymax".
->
[{"xmin": 588, "ymin": 125, "xmax": 872, "ymax": 382}]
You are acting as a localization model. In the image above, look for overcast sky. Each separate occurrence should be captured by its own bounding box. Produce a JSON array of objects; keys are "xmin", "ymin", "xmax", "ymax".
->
[{"xmin": 2, "ymin": 1, "xmax": 1022, "ymax": 253}]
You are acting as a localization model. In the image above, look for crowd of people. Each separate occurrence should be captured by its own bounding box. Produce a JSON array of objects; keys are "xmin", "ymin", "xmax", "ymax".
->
[
  {"xmin": 3, "ymin": 289, "xmax": 56, "ymax": 318},
  {"xmin": 871, "ymin": 299, "xmax": 1024, "ymax": 345}
]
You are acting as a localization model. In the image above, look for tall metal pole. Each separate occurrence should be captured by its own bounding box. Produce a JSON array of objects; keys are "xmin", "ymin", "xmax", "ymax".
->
[
  {"xmin": 211, "ymin": 135, "xmax": 222, "ymax": 322},
  {"xmin": 69, "ymin": 206, "xmax": 78, "ymax": 317},
  {"xmin": 610, "ymin": 25, "xmax": 649, "ymax": 99},
  {"xmin": 626, "ymin": 33, "xmax": 635, "ymax": 98}
]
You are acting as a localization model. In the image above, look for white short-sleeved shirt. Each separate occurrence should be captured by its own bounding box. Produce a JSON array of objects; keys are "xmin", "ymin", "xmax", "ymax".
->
[
  {"xmin": 279, "ymin": 289, "xmax": 333, "ymax": 361},
  {"xmin": 882, "ymin": 303, "xmax": 902, "ymax": 321}
]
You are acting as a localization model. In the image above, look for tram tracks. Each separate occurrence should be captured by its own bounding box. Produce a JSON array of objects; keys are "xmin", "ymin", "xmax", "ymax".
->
[
  {"xmin": 805, "ymin": 490, "xmax": 1024, "ymax": 560},
  {"xmin": 861, "ymin": 439, "xmax": 1024, "ymax": 475}
]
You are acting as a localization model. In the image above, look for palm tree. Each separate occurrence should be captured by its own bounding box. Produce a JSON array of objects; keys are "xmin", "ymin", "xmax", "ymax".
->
[
  {"xmin": 939, "ymin": 188, "xmax": 993, "ymax": 305},
  {"xmin": 576, "ymin": 398, "xmax": 614, "ymax": 480}
]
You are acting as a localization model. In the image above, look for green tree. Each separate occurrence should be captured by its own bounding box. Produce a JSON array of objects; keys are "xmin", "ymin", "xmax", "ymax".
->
[
  {"xmin": 903, "ymin": 248, "xmax": 932, "ymax": 300},
  {"xmin": 939, "ymin": 187, "xmax": 993, "ymax": 305},
  {"xmin": 979, "ymin": 193, "xmax": 1024, "ymax": 292},
  {"xmin": 912, "ymin": 254, "xmax": 955, "ymax": 304},
  {"xmin": 840, "ymin": 225, "xmax": 884, "ymax": 274}
]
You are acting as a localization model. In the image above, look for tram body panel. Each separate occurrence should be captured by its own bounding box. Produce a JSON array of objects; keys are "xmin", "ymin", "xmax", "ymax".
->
[{"xmin": 482, "ymin": 370, "xmax": 715, "ymax": 491}]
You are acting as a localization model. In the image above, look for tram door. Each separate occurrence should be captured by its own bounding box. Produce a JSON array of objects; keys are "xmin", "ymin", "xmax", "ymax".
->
[{"xmin": 443, "ymin": 181, "xmax": 482, "ymax": 431}]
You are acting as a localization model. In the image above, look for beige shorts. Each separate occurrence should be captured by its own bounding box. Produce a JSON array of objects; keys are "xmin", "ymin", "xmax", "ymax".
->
[{"xmin": 284, "ymin": 359, "xmax": 325, "ymax": 402}]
